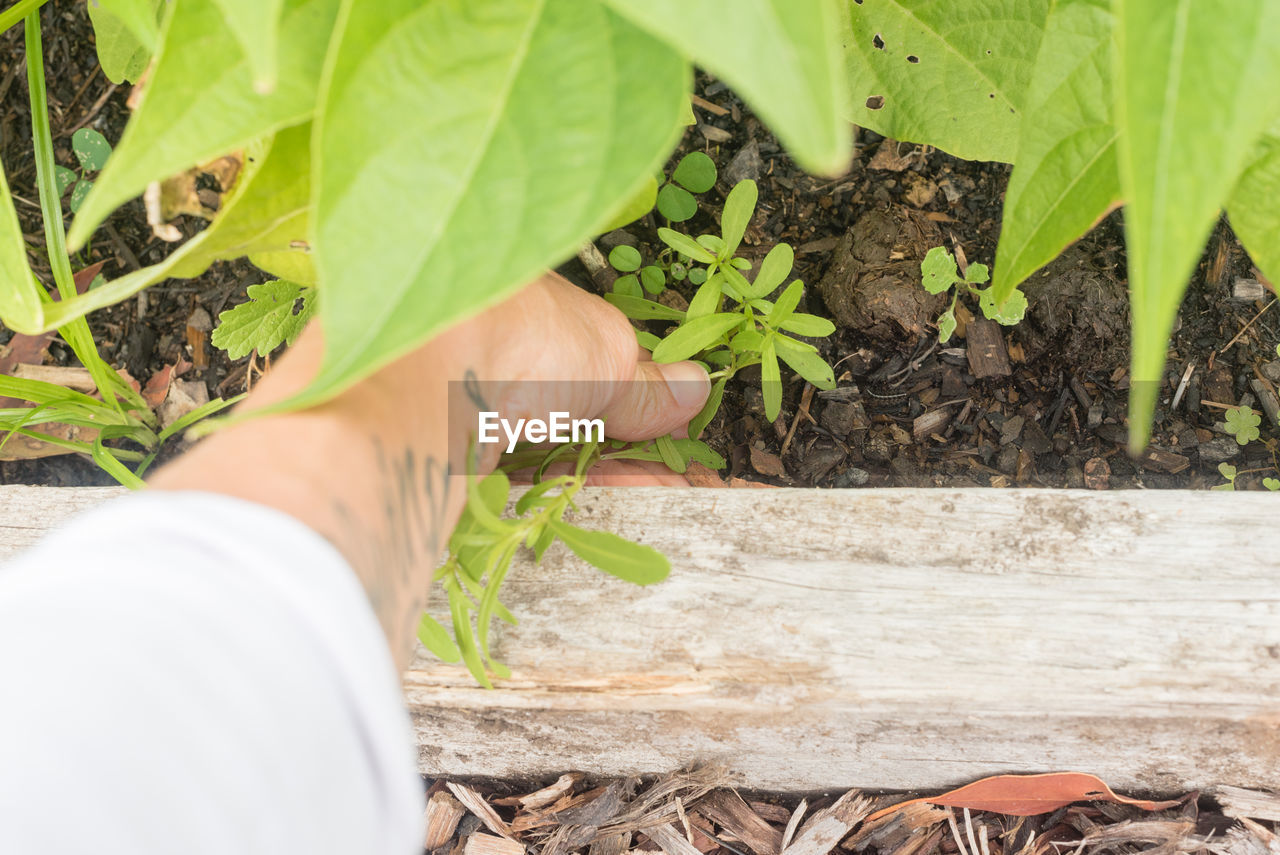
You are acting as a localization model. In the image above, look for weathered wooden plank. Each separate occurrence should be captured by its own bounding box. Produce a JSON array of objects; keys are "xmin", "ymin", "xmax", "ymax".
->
[{"xmin": 2, "ymin": 484, "xmax": 1278, "ymax": 792}]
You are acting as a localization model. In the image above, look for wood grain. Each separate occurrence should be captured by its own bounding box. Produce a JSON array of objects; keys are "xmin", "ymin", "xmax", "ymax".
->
[{"xmin": 2, "ymin": 484, "xmax": 1277, "ymax": 792}]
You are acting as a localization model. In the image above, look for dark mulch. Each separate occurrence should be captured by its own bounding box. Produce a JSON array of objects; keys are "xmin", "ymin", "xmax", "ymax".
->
[
  {"xmin": 420, "ymin": 771, "xmax": 1278, "ymax": 855},
  {"xmin": 3, "ymin": 11, "xmax": 1279, "ymax": 492}
]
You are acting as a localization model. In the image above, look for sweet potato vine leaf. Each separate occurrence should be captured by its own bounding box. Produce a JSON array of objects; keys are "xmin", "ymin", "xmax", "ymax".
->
[{"xmin": 864, "ymin": 773, "xmax": 1184, "ymax": 822}]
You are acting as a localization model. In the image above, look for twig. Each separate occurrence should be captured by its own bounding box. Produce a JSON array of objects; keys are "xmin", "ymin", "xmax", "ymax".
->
[
  {"xmin": 689, "ymin": 93, "xmax": 729, "ymax": 116},
  {"xmin": 1170, "ymin": 362, "xmax": 1196, "ymax": 412},
  {"xmin": 1218, "ymin": 298, "xmax": 1276, "ymax": 354},
  {"xmin": 780, "ymin": 383, "xmax": 815, "ymax": 457},
  {"xmin": 64, "ymin": 82, "xmax": 118, "ymax": 138}
]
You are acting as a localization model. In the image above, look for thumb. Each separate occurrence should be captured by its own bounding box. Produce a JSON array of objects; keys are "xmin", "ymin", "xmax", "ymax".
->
[{"xmin": 598, "ymin": 359, "xmax": 710, "ymax": 441}]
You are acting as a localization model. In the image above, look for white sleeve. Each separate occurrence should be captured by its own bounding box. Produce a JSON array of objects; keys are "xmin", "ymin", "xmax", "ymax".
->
[{"xmin": 0, "ymin": 491, "xmax": 423, "ymax": 854}]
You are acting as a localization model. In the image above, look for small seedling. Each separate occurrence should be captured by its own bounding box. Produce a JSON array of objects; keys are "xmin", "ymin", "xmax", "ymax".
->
[
  {"xmin": 1212, "ymin": 462, "xmax": 1239, "ymax": 491},
  {"xmin": 920, "ymin": 246, "xmax": 1028, "ymax": 343},
  {"xmin": 1223, "ymin": 405, "xmax": 1261, "ymax": 445},
  {"xmin": 607, "ymin": 179, "xmax": 837, "ymax": 424},
  {"xmin": 211, "ymin": 280, "xmax": 316, "ymax": 359},
  {"xmin": 55, "ymin": 128, "xmax": 112, "ymax": 213},
  {"xmin": 607, "ymin": 245, "xmax": 667, "ymax": 297},
  {"xmin": 1264, "ymin": 477, "xmax": 1280, "ymax": 491},
  {"xmin": 656, "ymin": 151, "xmax": 717, "ymax": 222}
]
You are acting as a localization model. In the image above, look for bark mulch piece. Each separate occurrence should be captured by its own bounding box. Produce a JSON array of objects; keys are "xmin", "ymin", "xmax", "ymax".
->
[{"xmin": 418, "ymin": 772, "xmax": 1280, "ymax": 855}]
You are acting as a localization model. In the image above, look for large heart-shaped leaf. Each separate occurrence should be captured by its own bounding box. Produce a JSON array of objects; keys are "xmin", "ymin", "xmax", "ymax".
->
[
  {"xmin": 86, "ymin": 0, "xmax": 161, "ymax": 83},
  {"xmin": 299, "ymin": 0, "xmax": 688, "ymax": 406},
  {"xmin": 1115, "ymin": 0, "xmax": 1280, "ymax": 450},
  {"xmin": 992, "ymin": 0, "xmax": 1119, "ymax": 302},
  {"xmin": 68, "ymin": 0, "xmax": 337, "ymax": 249},
  {"xmin": 210, "ymin": 0, "xmax": 287, "ymax": 93},
  {"xmin": 89, "ymin": 0, "xmax": 161, "ymax": 52},
  {"xmin": 602, "ymin": 0, "xmax": 850, "ymax": 175},
  {"xmin": 1227, "ymin": 133, "xmax": 1280, "ymax": 287},
  {"xmin": 844, "ymin": 0, "xmax": 1049, "ymax": 163}
]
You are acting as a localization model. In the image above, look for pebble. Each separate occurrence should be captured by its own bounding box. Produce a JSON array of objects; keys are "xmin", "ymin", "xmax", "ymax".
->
[
  {"xmin": 1199, "ymin": 437, "xmax": 1242, "ymax": 463},
  {"xmin": 724, "ymin": 139, "xmax": 762, "ymax": 187},
  {"xmin": 1263, "ymin": 359, "xmax": 1280, "ymax": 385},
  {"xmin": 832, "ymin": 467, "xmax": 870, "ymax": 488}
]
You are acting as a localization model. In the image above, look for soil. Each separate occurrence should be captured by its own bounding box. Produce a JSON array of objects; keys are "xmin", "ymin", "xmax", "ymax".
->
[{"xmin": 3, "ymin": 7, "xmax": 1279, "ymax": 491}]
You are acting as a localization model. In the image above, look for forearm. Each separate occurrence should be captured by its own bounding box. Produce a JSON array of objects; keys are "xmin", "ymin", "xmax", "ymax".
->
[{"xmin": 150, "ymin": 328, "xmax": 491, "ymax": 668}]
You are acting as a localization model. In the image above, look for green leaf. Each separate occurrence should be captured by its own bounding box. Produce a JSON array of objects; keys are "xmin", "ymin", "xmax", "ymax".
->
[
  {"xmin": 87, "ymin": 0, "xmax": 158, "ymax": 83},
  {"xmin": 1224, "ymin": 406, "xmax": 1262, "ymax": 445},
  {"xmin": 766, "ymin": 280, "xmax": 802, "ymax": 327},
  {"xmin": 417, "ymin": 614, "xmax": 462, "ymax": 663},
  {"xmin": 601, "ymin": 174, "xmax": 658, "ymax": 231},
  {"xmin": 211, "ymin": 280, "xmax": 316, "ymax": 359},
  {"xmin": 609, "ymin": 245, "xmax": 642, "ymax": 272},
  {"xmin": 640, "ymin": 265, "xmax": 666, "ymax": 294},
  {"xmin": 659, "ymin": 227, "xmax": 716, "ymax": 262},
  {"xmin": 687, "ymin": 266, "xmax": 707, "ymax": 285},
  {"xmin": 751, "ymin": 242, "xmax": 793, "ymax": 298},
  {"xmin": 686, "ymin": 275, "xmax": 722, "ymax": 320},
  {"xmin": 68, "ymin": 0, "xmax": 339, "ymax": 249},
  {"xmin": 778, "ymin": 313, "xmax": 835, "ymax": 337},
  {"xmin": 53, "ymin": 165, "xmax": 76, "ymax": 195},
  {"xmin": 210, "ymin": 0, "xmax": 287, "ymax": 94},
  {"xmin": 299, "ymin": 0, "xmax": 689, "ymax": 409},
  {"xmin": 673, "ymin": 438, "xmax": 725, "ymax": 469},
  {"xmin": 90, "ymin": 0, "xmax": 161, "ymax": 53},
  {"xmin": 775, "ymin": 335, "xmax": 835, "ymax": 389},
  {"xmin": 33, "ymin": 126, "xmax": 311, "ymax": 331},
  {"xmin": 652, "ymin": 312, "xmax": 743, "ymax": 363},
  {"xmin": 720, "ymin": 179, "xmax": 757, "ymax": 256},
  {"xmin": 965, "ymin": 263, "xmax": 989, "ymax": 285},
  {"xmin": 636, "ymin": 329, "xmax": 661, "ymax": 351},
  {"xmin": 72, "ymin": 128, "xmax": 112, "ymax": 172},
  {"xmin": 604, "ymin": 293, "xmax": 686, "ymax": 321},
  {"xmin": 1114, "ymin": 0, "xmax": 1280, "ymax": 452},
  {"xmin": 672, "ymin": 151, "xmax": 716, "ymax": 193},
  {"xmin": 546, "ymin": 519, "xmax": 670, "ymax": 585},
  {"xmin": 1264, "ymin": 477, "xmax": 1279, "ymax": 491},
  {"xmin": 69, "ymin": 179, "xmax": 92, "ymax": 213},
  {"xmin": 688, "ymin": 375, "xmax": 727, "ymax": 439},
  {"xmin": 654, "ymin": 433, "xmax": 686, "ymax": 473},
  {"xmin": 602, "ymin": 0, "xmax": 850, "ymax": 174},
  {"xmin": 920, "ymin": 245, "xmax": 958, "ymax": 294},
  {"xmin": 657, "ymin": 183, "xmax": 697, "ymax": 221},
  {"xmin": 612, "ymin": 274, "xmax": 642, "ymax": 298},
  {"xmin": 991, "ymin": 0, "xmax": 1120, "ymax": 303},
  {"xmin": 0, "ymin": 163, "xmax": 45, "ymax": 334},
  {"xmin": 1228, "ymin": 134, "xmax": 1280, "ymax": 287},
  {"xmin": 937, "ymin": 308, "xmax": 957, "ymax": 343},
  {"xmin": 761, "ymin": 334, "xmax": 782, "ymax": 421},
  {"xmin": 844, "ymin": 0, "xmax": 1050, "ymax": 162},
  {"xmin": 977, "ymin": 287, "xmax": 1028, "ymax": 326}
]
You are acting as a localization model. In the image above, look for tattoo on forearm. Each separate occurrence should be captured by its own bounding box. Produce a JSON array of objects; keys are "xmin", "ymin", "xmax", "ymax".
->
[{"xmin": 332, "ymin": 439, "xmax": 453, "ymax": 656}]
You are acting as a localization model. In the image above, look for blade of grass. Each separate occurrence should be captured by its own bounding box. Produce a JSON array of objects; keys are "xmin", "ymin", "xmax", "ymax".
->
[{"xmin": 0, "ymin": 0, "xmax": 49, "ymax": 35}]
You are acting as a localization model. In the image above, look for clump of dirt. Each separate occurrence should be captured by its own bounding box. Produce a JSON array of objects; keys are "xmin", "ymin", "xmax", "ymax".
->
[{"xmin": 815, "ymin": 209, "xmax": 947, "ymax": 342}]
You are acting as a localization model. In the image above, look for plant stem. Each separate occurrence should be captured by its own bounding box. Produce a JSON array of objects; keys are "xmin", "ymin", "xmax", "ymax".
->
[{"xmin": 0, "ymin": 0, "xmax": 48, "ymax": 35}]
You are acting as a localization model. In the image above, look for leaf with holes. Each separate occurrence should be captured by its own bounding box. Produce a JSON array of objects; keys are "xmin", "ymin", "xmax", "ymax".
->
[
  {"xmin": 72, "ymin": 129, "xmax": 112, "ymax": 172},
  {"xmin": 1115, "ymin": 0, "xmax": 1280, "ymax": 452},
  {"xmin": 603, "ymin": 0, "xmax": 850, "ymax": 174},
  {"xmin": 296, "ymin": 0, "xmax": 688, "ymax": 409},
  {"xmin": 211, "ymin": 280, "xmax": 316, "ymax": 359},
  {"xmin": 992, "ymin": 0, "xmax": 1119, "ymax": 303},
  {"xmin": 845, "ymin": 0, "xmax": 1050, "ymax": 163}
]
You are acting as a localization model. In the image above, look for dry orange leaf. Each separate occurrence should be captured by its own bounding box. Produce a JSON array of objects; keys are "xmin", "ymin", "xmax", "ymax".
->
[{"xmin": 865, "ymin": 773, "xmax": 1184, "ymax": 823}]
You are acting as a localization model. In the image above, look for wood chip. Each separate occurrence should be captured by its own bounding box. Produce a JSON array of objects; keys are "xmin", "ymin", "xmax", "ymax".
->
[
  {"xmin": 464, "ymin": 833, "xmax": 525, "ymax": 855},
  {"xmin": 699, "ymin": 124, "xmax": 734, "ymax": 143},
  {"xmin": 781, "ymin": 799, "xmax": 807, "ymax": 852},
  {"xmin": 495, "ymin": 773, "xmax": 584, "ymax": 810},
  {"xmin": 1218, "ymin": 786, "xmax": 1280, "ymax": 822},
  {"xmin": 425, "ymin": 790, "xmax": 468, "ymax": 850},
  {"xmin": 965, "ymin": 319, "xmax": 1011, "ymax": 379},
  {"xmin": 448, "ymin": 782, "xmax": 519, "ymax": 842},
  {"xmin": 699, "ymin": 790, "xmax": 784, "ymax": 855},
  {"xmin": 646, "ymin": 823, "xmax": 704, "ymax": 855},
  {"xmin": 748, "ymin": 802, "xmax": 794, "ymax": 825},
  {"xmin": 913, "ymin": 409, "xmax": 952, "ymax": 442},
  {"xmin": 783, "ymin": 791, "xmax": 871, "ymax": 855},
  {"xmin": 1138, "ymin": 447, "xmax": 1190, "ymax": 475},
  {"xmin": 750, "ymin": 446, "xmax": 787, "ymax": 478},
  {"xmin": 690, "ymin": 93, "xmax": 730, "ymax": 116}
]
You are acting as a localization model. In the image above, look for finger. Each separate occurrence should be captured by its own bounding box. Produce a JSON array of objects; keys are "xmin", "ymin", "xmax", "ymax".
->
[{"xmin": 596, "ymin": 359, "xmax": 710, "ymax": 441}]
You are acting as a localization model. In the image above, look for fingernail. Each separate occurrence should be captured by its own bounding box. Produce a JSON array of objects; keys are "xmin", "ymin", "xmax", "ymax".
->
[{"xmin": 658, "ymin": 360, "xmax": 710, "ymax": 409}]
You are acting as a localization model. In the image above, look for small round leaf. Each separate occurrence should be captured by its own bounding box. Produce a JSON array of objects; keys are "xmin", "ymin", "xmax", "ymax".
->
[
  {"xmin": 612, "ymin": 274, "xmax": 642, "ymax": 298},
  {"xmin": 688, "ymin": 267, "xmax": 708, "ymax": 285},
  {"xmin": 69, "ymin": 179, "xmax": 93, "ymax": 213},
  {"xmin": 72, "ymin": 128, "xmax": 111, "ymax": 171},
  {"xmin": 609, "ymin": 245, "xmax": 642, "ymax": 272},
  {"xmin": 640, "ymin": 265, "xmax": 666, "ymax": 294},
  {"xmin": 657, "ymin": 184, "xmax": 697, "ymax": 222},
  {"xmin": 672, "ymin": 151, "xmax": 717, "ymax": 193}
]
